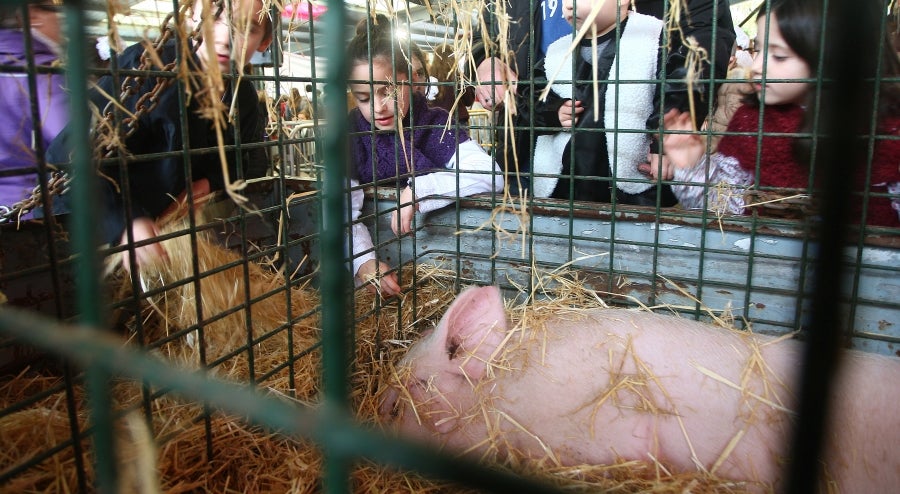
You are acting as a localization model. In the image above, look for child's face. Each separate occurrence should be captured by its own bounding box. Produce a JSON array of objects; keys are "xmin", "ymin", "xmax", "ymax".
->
[
  {"xmin": 192, "ymin": 0, "xmax": 273, "ymax": 73},
  {"xmin": 563, "ymin": 0, "xmax": 623, "ymax": 37},
  {"xmin": 751, "ymin": 13, "xmax": 811, "ymax": 106},
  {"xmin": 349, "ymin": 58, "xmax": 411, "ymax": 131}
]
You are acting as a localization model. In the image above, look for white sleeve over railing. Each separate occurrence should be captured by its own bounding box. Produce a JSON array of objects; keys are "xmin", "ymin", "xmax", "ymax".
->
[
  {"xmin": 349, "ymin": 140, "xmax": 503, "ymax": 276},
  {"xmin": 889, "ymin": 182, "xmax": 900, "ymax": 223},
  {"xmin": 411, "ymin": 140, "xmax": 503, "ymax": 214},
  {"xmin": 349, "ymin": 179, "xmax": 377, "ymax": 277},
  {"xmin": 672, "ymin": 153, "xmax": 754, "ymax": 216}
]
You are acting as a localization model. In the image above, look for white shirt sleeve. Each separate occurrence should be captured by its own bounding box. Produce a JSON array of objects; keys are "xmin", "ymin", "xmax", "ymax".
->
[
  {"xmin": 349, "ymin": 178, "xmax": 377, "ymax": 277},
  {"xmin": 672, "ymin": 153, "xmax": 754, "ymax": 215},
  {"xmin": 349, "ymin": 140, "xmax": 503, "ymax": 276},
  {"xmin": 889, "ymin": 182, "xmax": 900, "ymax": 223},
  {"xmin": 411, "ymin": 139, "xmax": 504, "ymax": 214}
]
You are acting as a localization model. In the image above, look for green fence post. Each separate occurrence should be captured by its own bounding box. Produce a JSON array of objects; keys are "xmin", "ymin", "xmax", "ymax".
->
[
  {"xmin": 62, "ymin": 0, "xmax": 116, "ymax": 492},
  {"xmin": 320, "ymin": 0, "xmax": 351, "ymax": 492}
]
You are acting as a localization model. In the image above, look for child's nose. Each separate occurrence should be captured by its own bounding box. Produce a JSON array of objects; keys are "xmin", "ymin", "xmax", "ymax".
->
[
  {"xmin": 213, "ymin": 21, "xmax": 232, "ymax": 47},
  {"xmin": 750, "ymin": 51, "xmax": 764, "ymax": 78}
]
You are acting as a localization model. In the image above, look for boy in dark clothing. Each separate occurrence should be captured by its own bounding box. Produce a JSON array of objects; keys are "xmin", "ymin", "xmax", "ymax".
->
[
  {"xmin": 531, "ymin": 1, "xmax": 675, "ymax": 203},
  {"xmin": 47, "ymin": 0, "xmax": 273, "ymax": 269},
  {"xmin": 471, "ymin": 0, "xmax": 735, "ymax": 203}
]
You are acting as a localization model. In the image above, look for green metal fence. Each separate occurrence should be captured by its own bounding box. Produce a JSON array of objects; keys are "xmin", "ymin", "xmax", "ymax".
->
[{"xmin": 1, "ymin": 0, "xmax": 898, "ymax": 492}]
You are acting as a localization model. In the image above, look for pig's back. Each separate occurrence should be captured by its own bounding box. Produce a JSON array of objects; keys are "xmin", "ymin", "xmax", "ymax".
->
[
  {"xmin": 528, "ymin": 308, "xmax": 800, "ymax": 483},
  {"xmin": 824, "ymin": 350, "xmax": 900, "ymax": 489},
  {"xmin": 549, "ymin": 308, "xmax": 900, "ymax": 490}
]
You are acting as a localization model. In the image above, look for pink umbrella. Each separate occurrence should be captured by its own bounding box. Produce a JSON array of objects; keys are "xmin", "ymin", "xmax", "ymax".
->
[{"xmin": 282, "ymin": 1, "xmax": 327, "ymax": 22}]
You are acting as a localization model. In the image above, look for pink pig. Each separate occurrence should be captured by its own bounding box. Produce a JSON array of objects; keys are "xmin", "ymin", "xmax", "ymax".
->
[{"xmin": 380, "ymin": 286, "xmax": 900, "ymax": 491}]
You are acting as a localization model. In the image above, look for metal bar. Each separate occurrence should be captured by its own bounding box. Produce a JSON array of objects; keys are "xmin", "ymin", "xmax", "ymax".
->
[
  {"xmin": 786, "ymin": 0, "xmax": 861, "ymax": 491},
  {"xmin": 320, "ymin": 1, "xmax": 352, "ymax": 492},
  {"xmin": 61, "ymin": 1, "xmax": 116, "ymax": 492},
  {"xmin": 19, "ymin": 2, "xmax": 67, "ymax": 322}
]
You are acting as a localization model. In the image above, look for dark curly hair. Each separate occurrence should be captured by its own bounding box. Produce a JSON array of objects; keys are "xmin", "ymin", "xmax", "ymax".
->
[{"xmin": 348, "ymin": 13, "xmax": 429, "ymax": 85}]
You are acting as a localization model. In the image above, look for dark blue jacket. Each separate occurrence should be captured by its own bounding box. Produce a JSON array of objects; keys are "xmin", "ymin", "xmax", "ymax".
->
[{"xmin": 47, "ymin": 39, "xmax": 263, "ymax": 244}]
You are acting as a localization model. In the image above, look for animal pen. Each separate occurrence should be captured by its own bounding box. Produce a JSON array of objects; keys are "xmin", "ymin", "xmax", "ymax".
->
[{"xmin": 1, "ymin": 0, "xmax": 898, "ymax": 493}]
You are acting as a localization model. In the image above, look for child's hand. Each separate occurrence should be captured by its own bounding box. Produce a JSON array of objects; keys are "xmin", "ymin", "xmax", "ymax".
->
[
  {"xmin": 558, "ymin": 100, "xmax": 583, "ymax": 128},
  {"xmin": 658, "ymin": 109, "xmax": 707, "ymax": 170},
  {"xmin": 357, "ymin": 259, "xmax": 402, "ymax": 297},
  {"xmin": 391, "ymin": 186, "xmax": 418, "ymax": 235},
  {"xmin": 121, "ymin": 217, "xmax": 167, "ymax": 273},
  {"xmin": 475, "ymin": 57, "xmax": 518, "ymax": 112},
  {"xmin": 639, "ymin": 153, "xmax": 675, "ymax": 181},
  {"xmin": 159, "ymin": 178, "xmax": 211, "ymax": 223}
]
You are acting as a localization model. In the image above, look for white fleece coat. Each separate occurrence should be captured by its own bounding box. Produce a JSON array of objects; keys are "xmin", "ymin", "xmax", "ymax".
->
[{"xmin": 532, "ymin": 12, "xmax": 663, "ymax": 197}]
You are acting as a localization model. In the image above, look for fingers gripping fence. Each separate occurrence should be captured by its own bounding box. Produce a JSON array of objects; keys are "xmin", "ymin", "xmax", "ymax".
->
[{"xmin": 0, "ymin": 0, "xmax": 899, "ymax": 493}]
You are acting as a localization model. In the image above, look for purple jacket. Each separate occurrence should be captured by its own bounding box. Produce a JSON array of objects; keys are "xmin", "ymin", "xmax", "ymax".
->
[
  {"xmin": 0, "ymin": 29, "xmax": 68, "ymax": 211},
  {"xmin": 350, "ymin": 92, "xmax": 469, "ymax": 184}
]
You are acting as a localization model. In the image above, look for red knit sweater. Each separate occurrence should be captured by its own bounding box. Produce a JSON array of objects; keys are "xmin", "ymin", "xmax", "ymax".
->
[{"xmin": 717, "ymin": 104, "xmax": 900, "ymax": 227}]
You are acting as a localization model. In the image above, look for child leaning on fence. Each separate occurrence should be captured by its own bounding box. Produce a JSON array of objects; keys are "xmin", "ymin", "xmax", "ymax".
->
[
  {"xmin": 346, "ymin": 28, "xmax": 503, "ymax": 297},
  {"xmin": 46, "ymin": 0, "xmax": 273, "ymax": 268},
  {"xmin": 658, "ymin": 0, "xmax": 900, "ymax": 227}
]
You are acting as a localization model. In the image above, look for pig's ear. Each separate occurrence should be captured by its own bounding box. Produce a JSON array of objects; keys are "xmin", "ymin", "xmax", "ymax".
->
[{"xmin": 441, "ymin": 285, "xmax": 508, "ymax": 380}]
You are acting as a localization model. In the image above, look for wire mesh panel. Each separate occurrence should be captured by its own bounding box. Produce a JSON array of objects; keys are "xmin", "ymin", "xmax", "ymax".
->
[
  {"xmin": 282, "ymin": 120, "xmax": 324, "ymax": 178},
  {"xmin": 1, "ymin": 0, "xmax": 899, "ymax": 493}
]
